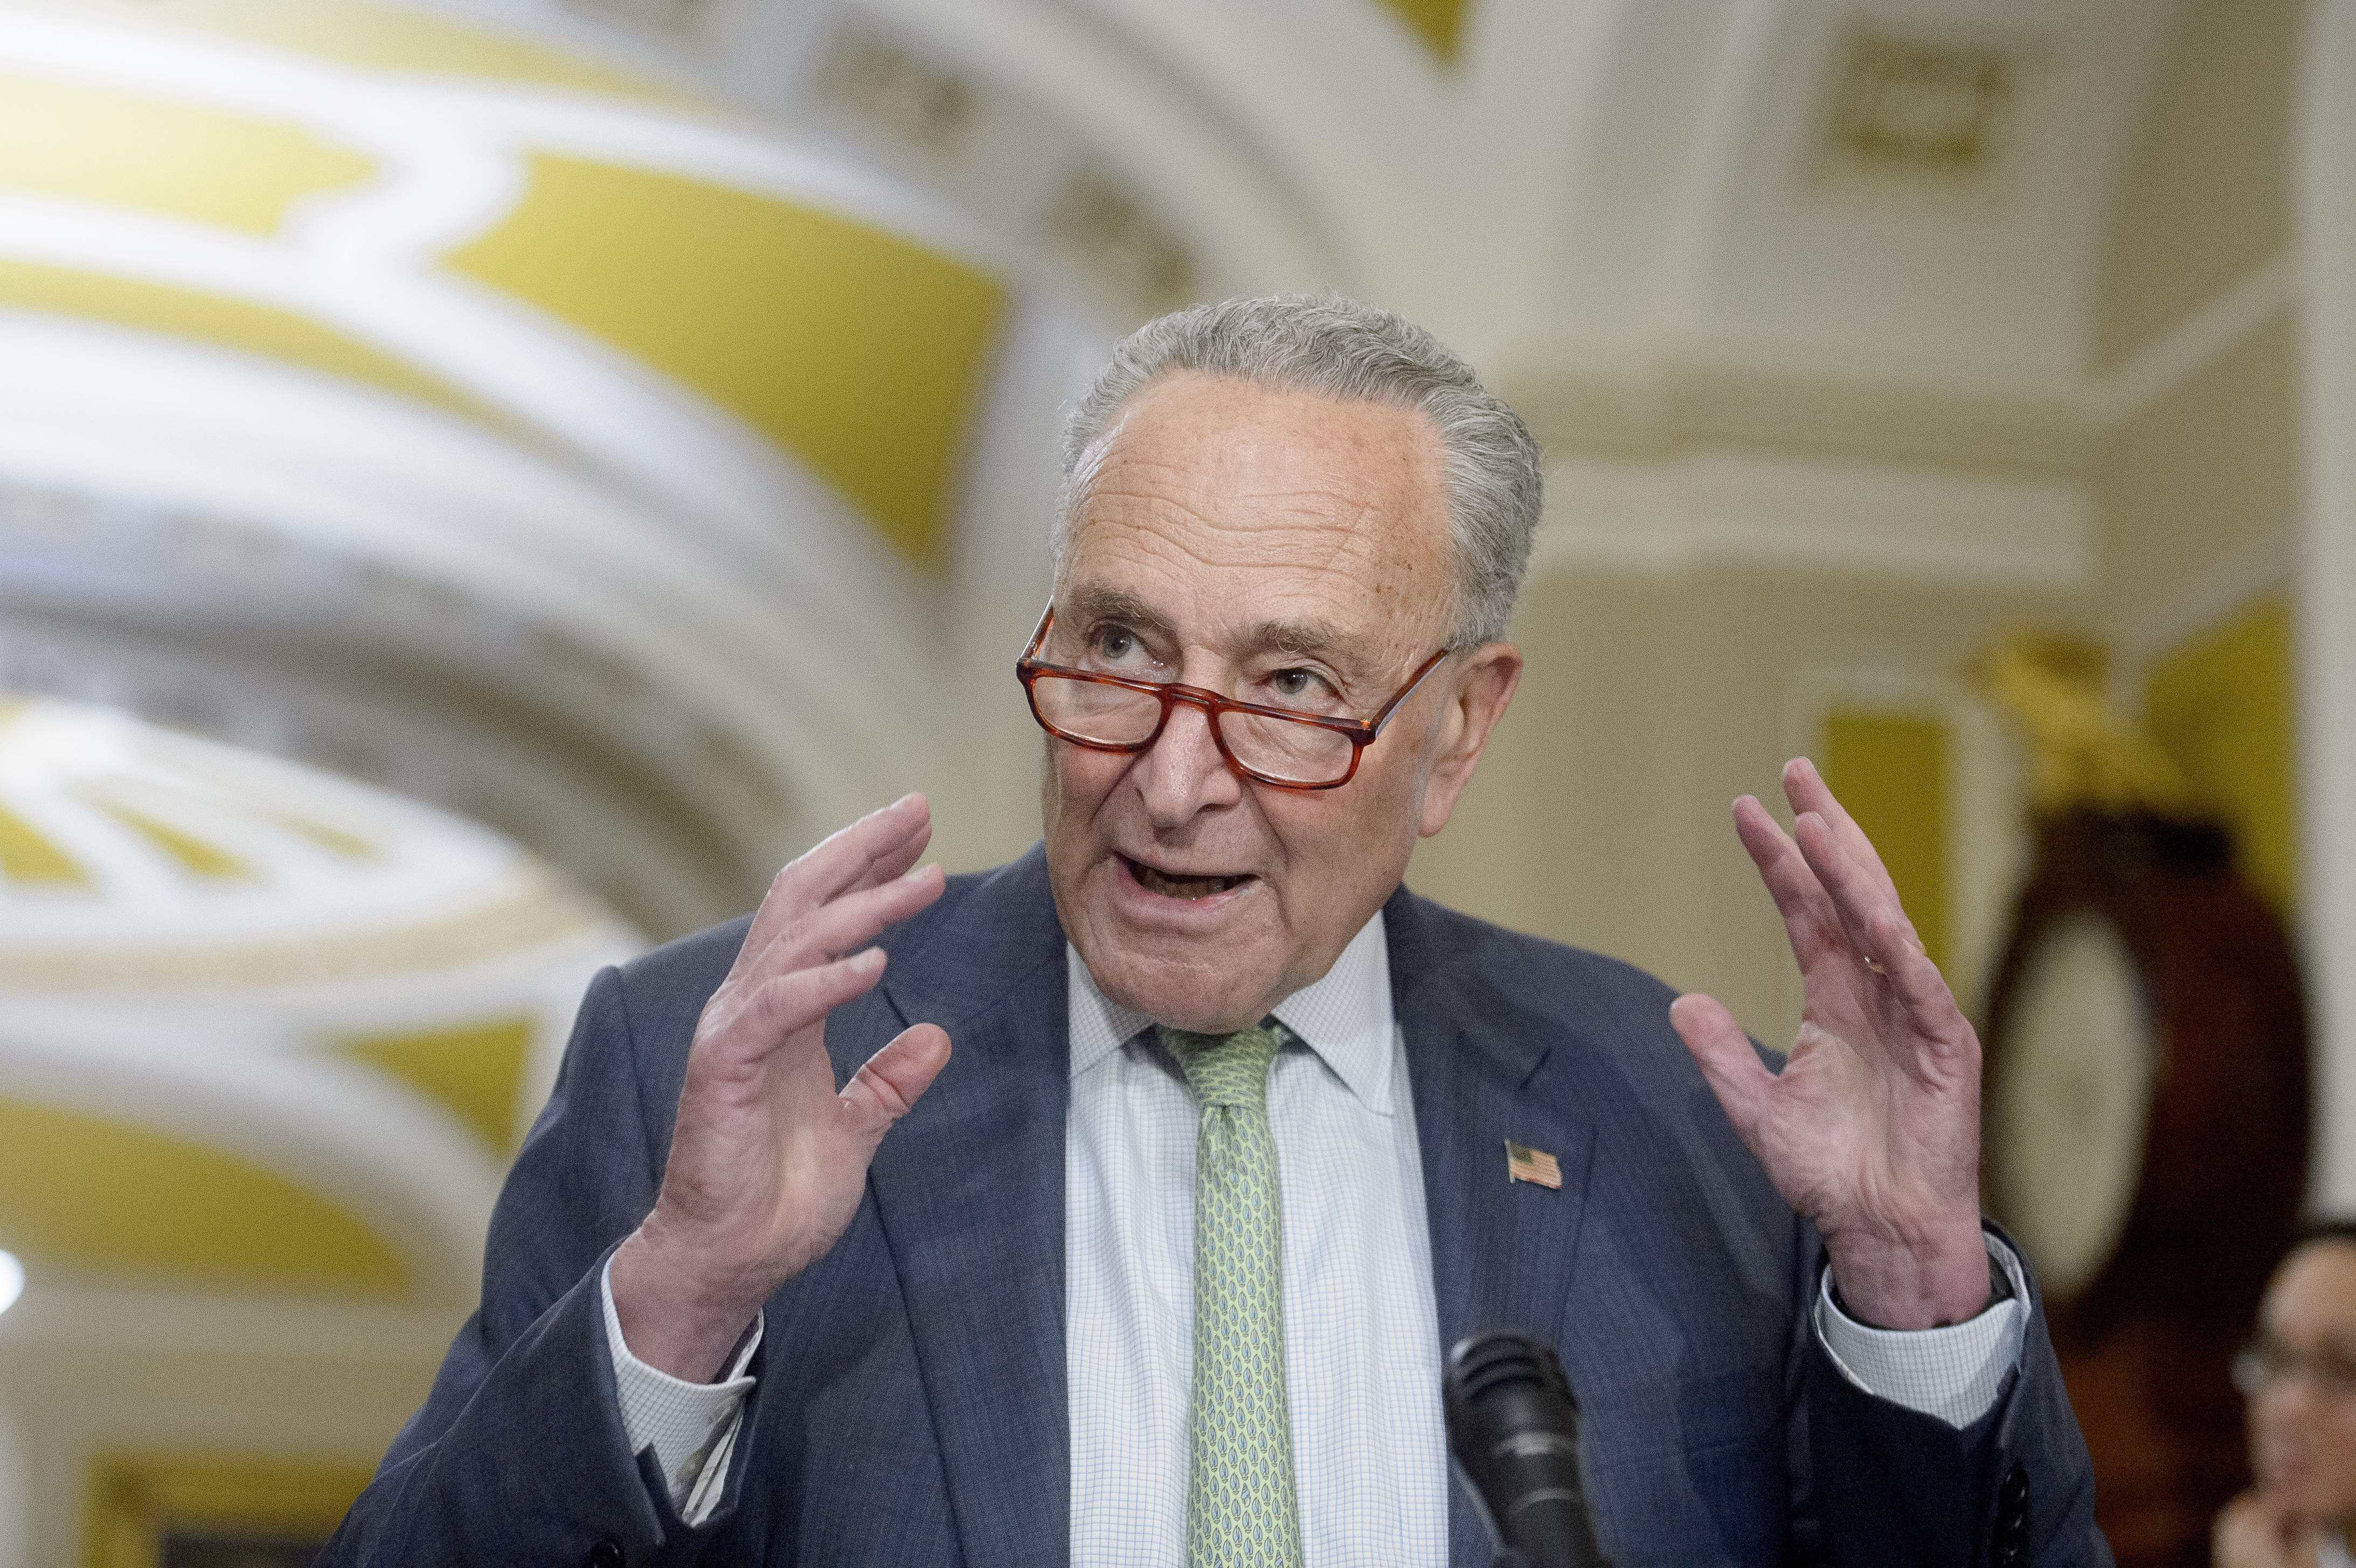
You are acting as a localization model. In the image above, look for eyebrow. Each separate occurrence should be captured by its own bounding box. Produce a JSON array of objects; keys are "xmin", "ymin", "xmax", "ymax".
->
[
  {"xmin": 1060, "ymin": 585, "xmax": 1368, "ymax": 672},
  {"xmin": 1063, "ymin": 585, "xmax": 1174, "ymax": 642},
  {"xmin": 1249, "ymin": 616, "xmax": 1353, "ymax": 662}
]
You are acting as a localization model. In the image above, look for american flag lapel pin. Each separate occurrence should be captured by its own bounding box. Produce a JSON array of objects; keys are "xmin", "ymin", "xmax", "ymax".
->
[{"xmin": 1505, "ymin": 1140, "xmax": 1562, "ymax": 1190}]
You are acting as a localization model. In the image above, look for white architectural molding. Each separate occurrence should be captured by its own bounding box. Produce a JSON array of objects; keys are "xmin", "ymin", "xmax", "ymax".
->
[
  {"xmin": 859, "ymin": 0, "xmax": 1347, "ymax": 292},
  {"xmin": 1505, "ymin": 347, "xmax": 2092, "ymax": 481},
  {"xmin": 2297, "ymin": 0, "xmax": 2356, "ymax": 1209},
  {"xmin": 0, "ymin": 1279, "xmax": 463, "ymax": 1362},
  {"xmin": 0, "ymin": 1029, "xmax": 503, "ymax": 1307},
  {"xmin": 1530, "ymin": 449, "xmax": 2091, "ymax": 592},
  {"xmin": 2087, "ymin": 252, "xmax": 2299, "ymax": 431},
  {"xmin": 2111, "ymin": 530, "xmax": 2293, "ymax": 683},
  {"xmin": 0, "ymin": 317, "xmax": 928, "ymax": 834}
]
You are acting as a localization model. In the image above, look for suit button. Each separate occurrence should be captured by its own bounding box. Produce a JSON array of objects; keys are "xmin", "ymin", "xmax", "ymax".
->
[
  {"xmin": 1991, "ymin": 1462, "xmax": 2030, "ymax": 1564},
  {"xmin": 2000, "ymin": 1463, "xmax": 2029, "ymax": 1510},
  {"xmin": 586, "ymin": 1539, "xmax": 626, "ymax": 1568}
]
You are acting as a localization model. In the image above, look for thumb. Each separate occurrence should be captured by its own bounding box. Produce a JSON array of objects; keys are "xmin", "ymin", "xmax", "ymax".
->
[
  {"xmin": 1670, "ymin": 993, "xmax": 1773, "ymax": 1146},
  {"xmin": 837, "ymin": 1023, "xmax": 952, "ymax": 1146}
]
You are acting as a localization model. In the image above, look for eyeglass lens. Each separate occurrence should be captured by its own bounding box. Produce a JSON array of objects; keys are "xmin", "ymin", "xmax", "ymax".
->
[
  {"xmin": 1028, "ymin": 675, "xmax": 1355, "ymax": 785},
  {"xmin": 2233, "ymin": 1338, "xmax": 2356, "ymax": 1399}
]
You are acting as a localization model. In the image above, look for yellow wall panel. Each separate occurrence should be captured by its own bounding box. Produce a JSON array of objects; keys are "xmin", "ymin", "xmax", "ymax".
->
[
  {"xmin": 86, "ymin": 1455, "xmax": 375, "ymax": 1568},
  {"xmin": 1824, "ymin": 713, "xmax": 1948, "ymax": 972},
  {"xmin": 338, "ymin": 1016, "xmax": 533, "ymax": 1153},
  {"xmin": 0, "ymin": 1097, "xmax": 408, "ymax": 1298},
  {"xmin": 445, "ymin": 155, "xmax": 1007, "ymax": 567},
  {"xmin": 0, "ymin": 799, "xmax": 88, "ymax": 885},
  {"xmin": 1376, "ymin": 0, "xmax": 1473, "ymax": 60},
  {"xmin": 91, "ymin": 800, "xmax": 250, "ymax": 880},
  {"xmin": 0, "ymin": 75, "xmax": 372, "ymax": 235},
  {"xmin": 0, "ymin": 259, "xmax": 495, "ymax": 424},
  {"xmin": 2145, "ymin": 595, "xmax": 2295, "ymax": 914}
]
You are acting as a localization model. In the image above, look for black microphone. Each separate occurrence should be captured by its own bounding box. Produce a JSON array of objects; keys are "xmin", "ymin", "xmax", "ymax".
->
[{"xmin": 1443, "ymin": 1331, "xmax": 1612, "ymax": 1568}]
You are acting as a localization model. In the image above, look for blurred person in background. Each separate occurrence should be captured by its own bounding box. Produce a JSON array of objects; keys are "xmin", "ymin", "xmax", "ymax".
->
[{"xmin": 2218, "ymin": 1222, "xmax": 2356, "ymax": 1568}]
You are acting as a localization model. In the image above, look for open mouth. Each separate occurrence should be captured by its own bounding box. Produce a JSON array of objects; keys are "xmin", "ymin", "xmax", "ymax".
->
[{"xmin": 1122, "ymin": 854, "xmax": 1253, "ymax": 901}]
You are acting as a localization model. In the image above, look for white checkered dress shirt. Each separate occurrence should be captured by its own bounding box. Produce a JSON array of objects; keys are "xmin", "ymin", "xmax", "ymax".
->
[
  {"xmin": 604, "ymin": 908, "xmax": 2028, "ymax": 1548},
  {"xmin": 1066, "ymin": 912, "xmax": 1450, "ymax": 1566}
]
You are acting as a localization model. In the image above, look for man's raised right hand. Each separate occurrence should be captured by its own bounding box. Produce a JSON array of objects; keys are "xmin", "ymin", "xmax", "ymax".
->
[{"xmin": 608, "ymin": 793, "xmax": 952, "ymax": 1382}]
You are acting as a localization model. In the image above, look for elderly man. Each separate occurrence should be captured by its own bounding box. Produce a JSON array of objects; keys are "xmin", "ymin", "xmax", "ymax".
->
[{"xmin": 327, "ymin": 297, "xmax": 2101, "ymax": 1565}]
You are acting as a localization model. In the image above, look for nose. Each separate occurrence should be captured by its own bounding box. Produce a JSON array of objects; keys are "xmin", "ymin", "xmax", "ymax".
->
[
  {"xmin": 1135, "ymin": 696, "xmax": 1243, "ymax": 826},
  {"xmin": 2268, "ymin": 1373, "xmax": 2323, "ymax": 1414}
]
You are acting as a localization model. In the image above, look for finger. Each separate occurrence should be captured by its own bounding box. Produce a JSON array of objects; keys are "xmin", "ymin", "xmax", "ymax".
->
[
  {"xmin": 706, "ymin": 948, "xmax": 890, "ymax": 1076},
  {"xmin": 739, "ymin": 795, "xmax": 933, "ymax": 965},
  {"xmin": 1730, "ymin": 795, "xmax": 1847, "ymax": 959},
  {"xmin": 1863, "ymin": 901, "xmax": 1964, "ymax": 1026},
  {"xmin": 777, "ymin": 792, "xmax": 931, "ymax": 917},
  {"xmin": 837, "ymin": 1023, "xmax": 953, "ymax": 1143},
  {"xmin": 1791, "ymin": 809, "xmax": 1925, "ymax": 975},
  {"xmin": 1669, "ymin": 993, "xmax": 1776, "ymax": 1146},
  {"xmin": 752, "ymin": 862, "xmax": 945, "ymax": 977},
  {"xmin": 1789, "ymin": 811, "xmax": 1967, "ymax": 1043},
  {"xmin": 836, "ymin": 801, "xmax": 933, "ymax": 894},
  {"xmin": 1783, "ymin": 758, "xmax": 1901, "ymax": 905}
]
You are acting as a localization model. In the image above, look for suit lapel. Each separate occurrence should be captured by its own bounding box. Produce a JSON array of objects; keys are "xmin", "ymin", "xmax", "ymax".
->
[
  {"xmin": 862, "ymin": 850, "xmax": 1072, "ymax": 1568},
  {"xmin": 1387, "ymin": 889, "xmax": 1601, "ymax": 1564},
  {"xmin": 854, "ymin": 868, "xmax": 1622, "ymax": 1564}
]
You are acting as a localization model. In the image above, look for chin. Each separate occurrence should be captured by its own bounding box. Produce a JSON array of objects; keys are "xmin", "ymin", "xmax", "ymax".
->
[
  {"xmin": 2261, "ymin": 1464, "xmax": 2356, "ymax": 1529},
  {"xmin": 1092, "ymin": 949, "xmax": 1277, "ymax": 1034}
]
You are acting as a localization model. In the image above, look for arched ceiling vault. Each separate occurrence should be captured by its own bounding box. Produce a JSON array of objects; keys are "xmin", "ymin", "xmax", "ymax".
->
[
  {"xmin": 0, "ymin": 698, "xmax": 640, "ymax": 1308},
  {"xmin": 0, "ymin": 0, "xmax": 2204, "ymax": 918},
  {"xmin": 0, "ymin": 0, "xmax": 1106, "ymax": 925},
  {"xmin": 443, "ymin": 0, "xmax": 2182, "ymax": 582}
]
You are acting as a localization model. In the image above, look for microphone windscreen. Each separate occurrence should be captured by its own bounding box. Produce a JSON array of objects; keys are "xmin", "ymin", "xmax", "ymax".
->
[{"xmin": 1444, "ymin": 1331, "xmax": 1610, "ymax": 1568}]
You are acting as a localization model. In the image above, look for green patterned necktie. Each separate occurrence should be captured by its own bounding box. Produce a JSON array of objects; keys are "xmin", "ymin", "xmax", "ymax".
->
[{"xmin": 1158, "ymin": 1021, "xmax": 1304, "ymax": 1568}]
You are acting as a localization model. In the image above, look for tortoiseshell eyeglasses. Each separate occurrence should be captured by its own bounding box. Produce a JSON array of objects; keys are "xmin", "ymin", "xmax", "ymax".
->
[{"xmin": 1015, "ymin": 603, "xmax": 1453, "ymax": 790}]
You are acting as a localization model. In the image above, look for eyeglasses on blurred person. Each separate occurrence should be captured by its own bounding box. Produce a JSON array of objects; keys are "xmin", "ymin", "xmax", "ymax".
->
[{"xmin": 2218, "ymin": 1221, "xmax": 2356, "ymax": 1568}]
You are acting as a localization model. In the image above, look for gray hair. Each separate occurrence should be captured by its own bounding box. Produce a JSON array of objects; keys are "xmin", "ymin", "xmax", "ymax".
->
[{"xmin": 1056, "ymin": 294, "xmax": 1543, "ymax": 647}]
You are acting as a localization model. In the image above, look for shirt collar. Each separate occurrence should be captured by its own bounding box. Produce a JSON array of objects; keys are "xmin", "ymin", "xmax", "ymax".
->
[{"xmin": 1065, "ymin": 911, "xmax": 1396, "ymax": 1115}]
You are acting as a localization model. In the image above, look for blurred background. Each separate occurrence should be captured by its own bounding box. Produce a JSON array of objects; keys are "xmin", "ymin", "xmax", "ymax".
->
[{"xmin": 0, "ymin": 0, "xmax": 2340, "ymax": 1563}]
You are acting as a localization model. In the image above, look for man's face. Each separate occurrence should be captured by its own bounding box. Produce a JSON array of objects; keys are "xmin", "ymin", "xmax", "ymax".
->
[
  {"xmin": 1040, "ymin": 370, "xmax": 1519, "ymax": 1033},
  {"xmin": 2248, "ymin": 1241, "xmax": 2356, "ymax": 1529}
]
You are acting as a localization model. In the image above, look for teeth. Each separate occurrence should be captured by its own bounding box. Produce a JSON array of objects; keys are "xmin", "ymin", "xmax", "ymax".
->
[{"xmin": 1132, "ymin": 861, "xmax": 1242, "ymax": 900}]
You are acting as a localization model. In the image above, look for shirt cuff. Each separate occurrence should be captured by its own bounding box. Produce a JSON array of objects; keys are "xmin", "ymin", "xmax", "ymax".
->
[
  {"xmin": 1812, "ymin": 1233, "xmax": 2028, "ymax": 1430},
  {"xmin": 600, "ymin": 1253, "xmax": 762, "ymax": 1523}
]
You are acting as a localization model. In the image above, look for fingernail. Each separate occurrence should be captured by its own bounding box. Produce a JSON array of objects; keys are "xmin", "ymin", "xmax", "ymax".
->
[
  {"xmin": 903, "ymin": 862, "xmax": 939, "ymax": 882},
  {"xmin": 853, "ymin": 947, "xmax": 885, "ymax": 971}
]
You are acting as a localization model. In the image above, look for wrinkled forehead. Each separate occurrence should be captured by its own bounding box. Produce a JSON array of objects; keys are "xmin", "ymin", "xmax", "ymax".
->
[
  {"xmin": 1058, "ymin": 372, "xmax": 1456, "ymax": 635},
  {"xmin": 2266, "ymin": 1240, "xmax": 2356, "ymax": 1340}
]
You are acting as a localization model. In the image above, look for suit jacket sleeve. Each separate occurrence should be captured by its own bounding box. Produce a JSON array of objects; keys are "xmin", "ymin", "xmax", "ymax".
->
[
  {"xmin": 1797, "ymin": 1227, "xmax": 2105, "ymax": 1568},
  {"xmin": 1390, "ymin": 885, "xmax": 2108, "ymax": 1568},
  {"xmin": 317, "ymin": 960, "xmax": 748, "ymax": 1568}
]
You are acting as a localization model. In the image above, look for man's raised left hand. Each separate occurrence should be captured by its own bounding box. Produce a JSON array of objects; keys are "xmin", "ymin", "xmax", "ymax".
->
[{"xmin": 1668, "ymin": 757, "xmax": 1992, "ymax": 1330}]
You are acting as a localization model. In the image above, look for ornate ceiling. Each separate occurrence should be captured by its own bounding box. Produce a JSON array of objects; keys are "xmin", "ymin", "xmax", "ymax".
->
[
  {"xmin": 0, "ymin": 0, "xmax": 1103, "ymax": 950},
  {"xmin": 0, "ymin": 0, "xmax": 2199, "ymax": 1314},
  {"xmin": 0, "ymin": 696, "xmax": 637, "ymax": 1304}
]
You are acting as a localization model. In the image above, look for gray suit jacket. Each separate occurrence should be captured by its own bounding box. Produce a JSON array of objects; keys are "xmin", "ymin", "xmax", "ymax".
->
[{"xmin": 325, "ymin": 845, "xmax": 2106, "ymax": 1566}]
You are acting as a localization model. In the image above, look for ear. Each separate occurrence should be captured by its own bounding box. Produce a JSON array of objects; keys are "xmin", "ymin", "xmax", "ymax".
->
[{"xmin": 1418, "ymin": 642, "xmax": 1523, "ymax": 837}]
